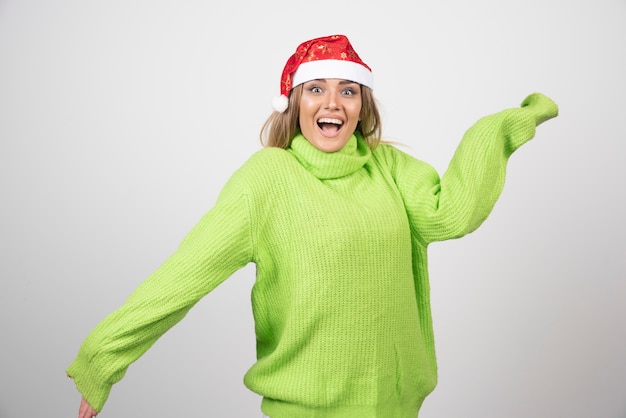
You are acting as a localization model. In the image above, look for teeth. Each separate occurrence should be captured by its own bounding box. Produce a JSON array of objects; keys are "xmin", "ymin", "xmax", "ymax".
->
[{"xmin": 318, "ymin": 118, "xmax": 342, "ymax": 125}]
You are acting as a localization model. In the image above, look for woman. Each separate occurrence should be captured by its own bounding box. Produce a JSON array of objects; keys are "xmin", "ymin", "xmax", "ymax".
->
[{"xmin": 68, "ymin": 34, "xmax": 558, "ymax": 417}]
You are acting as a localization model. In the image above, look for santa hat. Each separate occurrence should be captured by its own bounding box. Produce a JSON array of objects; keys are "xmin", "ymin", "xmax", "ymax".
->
[{"xmin": 272, "ymin": 34, "xmax": 374, "ymax": 113}]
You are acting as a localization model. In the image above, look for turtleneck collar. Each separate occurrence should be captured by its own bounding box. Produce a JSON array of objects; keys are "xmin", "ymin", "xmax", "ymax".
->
[{"xmin": 287, "ymin": 133, "xmax": 371, "ymax": 180}]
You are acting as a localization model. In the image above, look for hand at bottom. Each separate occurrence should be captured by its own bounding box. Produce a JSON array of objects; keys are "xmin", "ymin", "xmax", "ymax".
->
[{"xmin": 78, "ymin": 396, "xmax": 98, "ymax": 418}]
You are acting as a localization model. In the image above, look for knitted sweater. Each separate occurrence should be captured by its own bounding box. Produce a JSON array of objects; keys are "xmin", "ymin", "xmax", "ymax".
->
[{"xmin": 67, "ymin": 93, "xmax": 558, "ymax": 417}]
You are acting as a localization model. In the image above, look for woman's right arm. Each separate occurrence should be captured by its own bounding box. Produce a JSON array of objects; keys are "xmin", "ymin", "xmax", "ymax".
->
[{"xmin": 66, "ymin": 171, "xmax": 255, "ymax": 414}]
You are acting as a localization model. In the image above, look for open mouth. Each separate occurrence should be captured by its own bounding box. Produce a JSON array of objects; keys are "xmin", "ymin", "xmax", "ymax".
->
[{"xmin": 317, "ymin": 117, "xmax": 343, "ymax": 136}]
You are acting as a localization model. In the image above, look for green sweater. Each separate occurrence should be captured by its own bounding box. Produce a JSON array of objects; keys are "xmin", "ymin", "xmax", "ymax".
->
[{"xmin": 67, "ymin": 93, "xmax": 558, "ymax": 417}]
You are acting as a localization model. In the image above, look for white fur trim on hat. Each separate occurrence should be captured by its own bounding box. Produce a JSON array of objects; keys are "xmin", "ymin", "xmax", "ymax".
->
[{"xmin": 291, "ymin": 59, "xmax": 374, "ymax": 90}]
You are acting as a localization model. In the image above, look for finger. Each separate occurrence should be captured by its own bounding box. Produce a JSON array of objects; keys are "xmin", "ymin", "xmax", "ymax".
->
[{"xmin": 79, "ymin": 397, "xmax": 98, "ymax": 418}]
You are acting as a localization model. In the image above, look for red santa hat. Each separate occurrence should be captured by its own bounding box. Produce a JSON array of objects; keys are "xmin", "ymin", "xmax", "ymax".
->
[{"xmin": 272, "ymin": 34, "xmax": 374, "ymax": 113}]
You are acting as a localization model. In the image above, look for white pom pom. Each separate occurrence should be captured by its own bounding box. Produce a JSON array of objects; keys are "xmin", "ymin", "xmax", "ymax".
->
[{"xmin": 272, "ymin": 95, "xmax": 289, "ymax": 113}]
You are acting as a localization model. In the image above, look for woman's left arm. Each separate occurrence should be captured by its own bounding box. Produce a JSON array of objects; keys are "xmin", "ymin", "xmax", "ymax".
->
[{"xmin": 397, "ymin": 92, "xmax": 558, "ymax": 245}]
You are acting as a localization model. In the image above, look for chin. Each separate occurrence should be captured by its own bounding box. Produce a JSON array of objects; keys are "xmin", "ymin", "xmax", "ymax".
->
[{"xmin": 311, "ymin": 138, "xmax": 348, "ymax": 153}]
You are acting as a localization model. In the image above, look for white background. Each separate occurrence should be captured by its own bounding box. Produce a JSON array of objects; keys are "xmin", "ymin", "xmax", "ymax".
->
[{"xmin": 1, "ymin": 0, "xmax": 625, "ymax": 417}]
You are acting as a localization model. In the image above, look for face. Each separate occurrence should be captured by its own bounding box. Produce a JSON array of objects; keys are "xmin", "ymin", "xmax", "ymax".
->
[{"xmin": 298, "ymin": 78, "xmax": 362, "ymax": 152}]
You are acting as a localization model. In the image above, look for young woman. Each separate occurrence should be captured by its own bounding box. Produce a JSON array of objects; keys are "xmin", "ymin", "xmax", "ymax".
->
[{"xmin": 68, "ymin": 34, "xmax": 558, "ymax": 418}]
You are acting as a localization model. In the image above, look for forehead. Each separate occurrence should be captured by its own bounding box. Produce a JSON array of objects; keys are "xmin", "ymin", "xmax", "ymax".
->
[{"xmin": 304, "ymin": 78, "xmax": 360, "ymax": 85}]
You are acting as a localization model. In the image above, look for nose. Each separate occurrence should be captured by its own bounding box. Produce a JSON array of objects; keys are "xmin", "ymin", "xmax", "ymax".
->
[{"xmin": 323, "ymin": 89, "xmax": 340, "ymax": 110}]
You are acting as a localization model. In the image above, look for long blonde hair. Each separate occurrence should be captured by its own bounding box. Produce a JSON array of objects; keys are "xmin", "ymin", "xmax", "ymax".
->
[{"xmin": 260, "ymin": 84, "xmax": 382, "ymax": 150}]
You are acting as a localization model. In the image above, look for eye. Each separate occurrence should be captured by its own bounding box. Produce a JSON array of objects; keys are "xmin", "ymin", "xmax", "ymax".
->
[
  {"xmin": 309, "ymin": 86, "xmax": 323, "ymax": 93},
  {"xmin": 341, "ymin": 88, "xmax": 355, "ymax": 96}
]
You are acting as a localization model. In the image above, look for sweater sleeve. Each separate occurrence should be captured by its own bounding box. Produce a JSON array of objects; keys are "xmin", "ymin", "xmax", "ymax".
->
[
  {"xmin": 393, "ymin": 92, "xmax": 558, "ymax": 245},
  {"xmin": 66, "ymin": 172, "xmax": 255, "ymax": 412}
]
